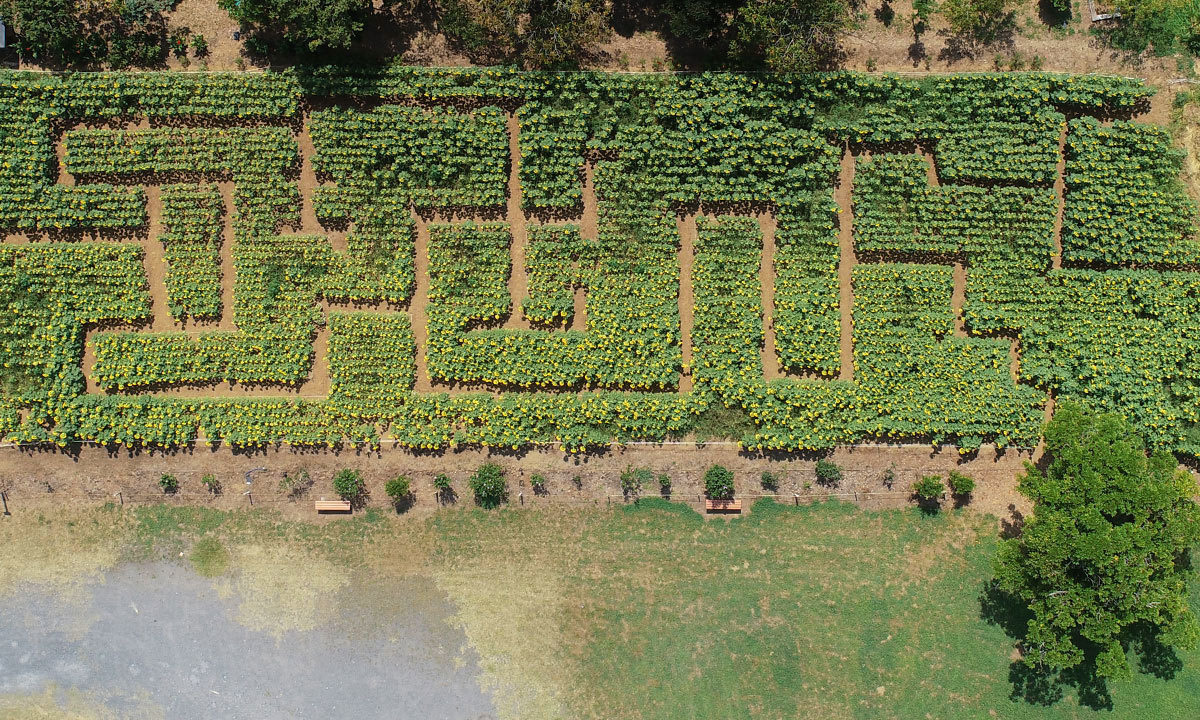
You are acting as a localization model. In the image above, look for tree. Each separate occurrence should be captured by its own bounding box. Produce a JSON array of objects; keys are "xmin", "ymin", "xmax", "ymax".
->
[
  {"xmin": 218, "ymin": 0, "xmax": 372, "ymax": 53},
  {"xmin": 439, "ymin": 0, "xmax": 610, "ymax": 67},
  {"xmin": 731, "ymin": 0, "xmax": 852, "ymax": 72},
  {"xmin": 815, "ymin": 459, "xmax": 842, "ymax": 487},
  {"xmin": 5, "ymin": 0, "xmax": 168, "ymax": 68},
  {"xmin": 994, "ymin": 402, "xmax": 1200, "ymax": 683},
  {"xmin": 659, "ymin": 0, "xmax": 738, "ymax": 43},
  {"xmin": 469, "ymin": 463, "xmax": 508, "ymax": 509},
  {"xmin": 941, "ymin": 0, "xmax": 1015, "ymax": 44}
]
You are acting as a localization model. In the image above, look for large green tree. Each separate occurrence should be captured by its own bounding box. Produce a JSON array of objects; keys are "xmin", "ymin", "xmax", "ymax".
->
[
  {"xmin": 994, "ymin": 402, "xmax": 1200, "ymax": 683},
  {"xmin": 439, "ymin": 0, "xmax": 609, "ymax": 67},
  {"xmin": 218, "ymin": 0, "xmax": 372, "ymax": 52},
  {"xmin": 730, "ymin": 0, "xmax": 851, "ymax": 72}
]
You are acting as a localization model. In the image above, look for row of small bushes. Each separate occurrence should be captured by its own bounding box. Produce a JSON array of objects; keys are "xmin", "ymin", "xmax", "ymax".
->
[{"xmin": 156, "ymin": 462, "xmax": 977, "ymax": 512}]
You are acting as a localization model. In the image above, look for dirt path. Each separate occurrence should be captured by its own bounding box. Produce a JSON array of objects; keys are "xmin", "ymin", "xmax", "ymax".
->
[
  {"xmin": 836, "ymin": 149, "xmax": 857, "ymax": 382},
  {"xmin": 141, "ymin": 186, "xmax": 175, "ymax": 332},
  {"xmin": 410, "ymin": 209, "xmax": 433, "ymax": 393},
  {"xmin": 757, "ymin": 211, "xmax": 781, "ymax": 380},
  {"xmin": 0, "ymin": 440, "xmax": 1035, "ymax": 523},
  {"xmin": 573, "ymin": 161, "xmax": 599, "ymax": 332},
  {"xmin": 292, "ymin": 118, "xmax": 347, "ymax": 250},
  {"xmin": 217, "ymin": 181, "xmax": 238, "ymax": 331},
  {"xmin": 1052, "ymin": 123, "xmax": 1068, "ymax": 271},
  {"xmin": 676, "ymin": 213, "xmax": 696, "ymax": 394},
  {"xmin": 504, "ymin": 114, "xmax": 531, "ymax": 331},
  {"xmin": 951, "ymin": 262, "xmax": 967, "ymax": 338}
]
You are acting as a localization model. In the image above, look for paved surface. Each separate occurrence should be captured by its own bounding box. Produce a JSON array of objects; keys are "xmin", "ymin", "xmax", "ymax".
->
[{"xmin": 0, "ymin": 563, "xmax": 496, "ymax": 719}]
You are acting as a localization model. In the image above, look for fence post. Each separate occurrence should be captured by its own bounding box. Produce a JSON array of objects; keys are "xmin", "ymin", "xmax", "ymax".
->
[
  {"xmin": 1, "ymin": 491, "xmax": 8, "ymax": 516},
  {"xmin": 118, "ymin": 491, "xmax": 123, "ymax": 506},
  {"xmin": 519, "ymin": 491, "xmax": 524, "ymax": 506},
  {"xmin": 793, "ymin": 493, "xmax": 799, "ymax": 506}
]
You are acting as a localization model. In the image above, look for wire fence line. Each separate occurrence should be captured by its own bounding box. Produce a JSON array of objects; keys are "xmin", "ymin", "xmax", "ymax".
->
[
  {"xmin": 0, "ymin": 438, "xmax": 1035, "ymax": 452},
  {"xmin": 5, "ymin": 66, "xmax": 1148, "ymax": 83},
  {"xmin": 0, "ymin": 487, "xmax": 920, "ymax": 514}
]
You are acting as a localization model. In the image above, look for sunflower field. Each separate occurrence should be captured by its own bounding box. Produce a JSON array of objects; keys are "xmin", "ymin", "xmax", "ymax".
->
[{"xmin": 1, "ymin": 68, "xmax": 1198, "ymax": 456}]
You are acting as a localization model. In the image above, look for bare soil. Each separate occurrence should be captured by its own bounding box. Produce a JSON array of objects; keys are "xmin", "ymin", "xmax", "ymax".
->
[{"xmin": 0, "ymin": 441, "xmax": 1031, "ymax": 527}]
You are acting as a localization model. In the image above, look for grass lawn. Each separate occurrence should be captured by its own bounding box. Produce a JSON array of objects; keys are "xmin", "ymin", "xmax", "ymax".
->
[{"xmin": 3, "ymin": 499, "xmax": 1197, "ymax": 719}]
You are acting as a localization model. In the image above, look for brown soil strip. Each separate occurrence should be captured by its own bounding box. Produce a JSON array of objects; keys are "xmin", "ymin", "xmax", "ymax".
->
[
  {"xmin": 572, "ymin": 161, "xmax": 599, "ymax": 332},
  {"xmin": 297, "ymin": 325, "xmax": 331, "ymax": 396},
  {"xmin": 676, "ymin": 213, "xmax": 696, "ymax": 394},
  {"xmin": 141, "ymin": 185, "xmax": 176, "ymax": 332},
  {"xmin": 217, "ymin": 181, "xmax": 238, "ymax": 331},
  {"xmin": 917, "ymin": 144, "xmax": 941, "ymax": 187},
  {"xmin": 504, "ymin": 113, "xmax": 531, "ymax": 331},
  {"xmin": 292, "ymin": 118, "xmax": 347, "ymax": 251},
  {"xmin": 951, "ymin": 261, "xmax": 967, "ymax": 338},
  {"xmin": 410, "ymin": 209, "xmax": 434, "ymax": 393},
  {"xmin": 1052, "ymin": 123, "xmax": 1067, "ymax": 271},
  {"xmin": 1008, "ymin": 337, "xmax": 1021, "ymax": 384},
  {"xmin": 836, "ymin": 148, "xmax": 857, "ymax": 383},
  {"xmin": 0, "ymin": 440, "xmax": 1035, "ymax": 523},
  {"xmin": 757, "ymin": 211, "xmax": 781, "ymax": 380},
  {"xmin": 1033, "ymin": 394, "xmax": 1057, "ymax": 464}
]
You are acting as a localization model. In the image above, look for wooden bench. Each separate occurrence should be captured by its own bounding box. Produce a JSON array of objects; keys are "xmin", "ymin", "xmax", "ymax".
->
[
  {"xmin": 705, "ymin": 498, "xmax": 742, "ymax": 513},
  {"xmin": 315, "ymin": 499, "xmax": 352, "ymax": 513}
]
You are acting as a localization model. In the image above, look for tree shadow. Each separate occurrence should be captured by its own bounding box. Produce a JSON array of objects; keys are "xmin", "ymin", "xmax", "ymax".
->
[
  {"xmin": 1000, "ymin": 504, "xmax": 1025, "ymax": 539},
  {"xmin": 980, "ymin": 580, "xmax": 1179, "ymax": 710}
]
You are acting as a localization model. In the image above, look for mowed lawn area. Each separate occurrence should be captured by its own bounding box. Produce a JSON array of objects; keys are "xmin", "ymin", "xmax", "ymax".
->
[{"xmin": 5, "ymin": 499, "xmax": 1198, "ymax": 719}]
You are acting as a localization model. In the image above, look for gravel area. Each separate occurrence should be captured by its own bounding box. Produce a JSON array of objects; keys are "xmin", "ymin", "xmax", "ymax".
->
[{"xmin": 0, "ymin": 563, "xmax": 496, "ymax": 719}]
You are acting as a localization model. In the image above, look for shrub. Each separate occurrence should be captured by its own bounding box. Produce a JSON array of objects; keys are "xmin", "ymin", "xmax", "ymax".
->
[
  {"xmin": 333, "ymin": 469, "xmax": 365, "ymax": 501},
  {"xmin": 433, "ymin": 473, "xmax": 452, "ymax": 491},
  {"xmin": 530, "ymin": 473, "xmax": 547, "ymax": 494},
  {"xmin": 159, "ymin": 473, "xmax": 179, "ymax": 494},
  {"xmin": 191, "ymin": 34, "xmax": 209, "ymax": 57},
  {"xmin": 658, "ymin": 473, "xmax": 672, "ymax": 491},
  {"xmin": 881, "ymin": 464, "xmax": 897, "ymax": 489},
  {"xmin": 385, "ymin": 475, "xmax": 412, "ymax": 506},
  {"xmin": 469, "ymin": 463, "xmax": 508, "ymax": 509},
  {"xmin": 760, "ymin": 470, "xmax": 779, "ymax": 491},
  {"xmin": 914, "ymin": 475, "xmax": 945, "ymax": 501},
  {"xmin": 815, "ymin": 459, "xmax": 842, "ymax": 487},
  {"xmin": 620, "ymin": 466, "xmax": 653, "ymax": 499},
  {"xmin": 948, "ymin": 470, "xmax": 976, "ymax": 496},
  {"xmin": 279, "ymin": 469, "xmax": 313, "ymax": 499},
  {"xmin": 201, "ymin": 473, "xmax": 221, "ymax": 495},
  {"xmin": 704, "ymin": 465, "xmax": 735, "ymax": 500}
]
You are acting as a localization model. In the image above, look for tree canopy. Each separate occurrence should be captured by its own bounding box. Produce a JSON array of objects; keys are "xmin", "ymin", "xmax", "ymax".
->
[{"xmin": 994, "ymin": 402, "xmax": 1200, "ymax": 683}]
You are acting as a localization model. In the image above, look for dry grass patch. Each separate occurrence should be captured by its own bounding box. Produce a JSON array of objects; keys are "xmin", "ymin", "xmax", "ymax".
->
[
  {"xmin": 0, "ymin": 510, "xmax": 126, "ymax": 600},
  {"xmin": 0, "ymin": 686, "xmax": 162, "ymax": 720},
  {"xmin": 217, "ymin": 543, "xmax": 351, "ymax": 638}
]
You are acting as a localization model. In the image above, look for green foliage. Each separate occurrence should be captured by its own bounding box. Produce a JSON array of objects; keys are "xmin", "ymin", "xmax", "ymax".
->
[
  {"xmin": 189, "ymin": 536, "xmax": 230, "ymax": 577},
  {"xmin": 384, "ymin": 475, "xmax": 412, "ymax": 505},
  {"xmin": 469, "ymin": 463, "xmax": 508, "ymax": 509},
  {"xmin": 433, "ymin": 473, "xmax": 452, "ymax": 491},
  {"xmin": 158, "ymin": 473, "xmax": 179, "ymax": 494},
  {"xmin": 947, "ymin": 470, "xmax": 975, "ymax": 495},
  {"xmin": 815, "ymin": 459, "xmax": 842, "ymax": 487},
  {"xmin": 942, "ymin": 0, "xmax": 1016, "ymax": 42},
  {"xmin": 658, "ymin": 474, "xmax": 672, "ymax": 491},
  {"xmin": 914, "ymin": 475, "xmax": 945, "ymax": 500},
  {"xmin": 659, "ymin": 0, "xmax": 738, "ymax": 42},
  {"xmin": 332, "ymin": 468, "xmax": 366, "ymax": 501},
  {"xmin": 621, "ymin": 466, "xmax": 653, "ymax": 499},
  {"xmin": 732, "ymin": 0, "xmax": 852, "ymax": 71},
  {"xmin": 530, "ymin": 473, "xmax": 547, "ymax": 493},
  {"xmin": 218, "ymin": 0, "xmax": 371, "ymax": 52},
  {"xmin": 8, "ymin": 0, "xmax": 169, "ymax": 68},
  {"xmin": 760, "ymin": 470, "xmax": 779, "ymax": 491},
  {"xmin": 704, "ymin": 464, "xmax": 735, "ymax": 500},
  {"xmin": 994, "ymin": 402, "xmax": 1200, "ymax": 683},
  {"xmin": 1099, "ymin": 0, "xmax": 1200, "ymax": 56},
  {"xmin": 201, "ymin": 473, "xmax": 220, "ymax": 495},
  {"xmin": 440, "ymin": 0, "xmax": 610, "ymax": 68}
]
